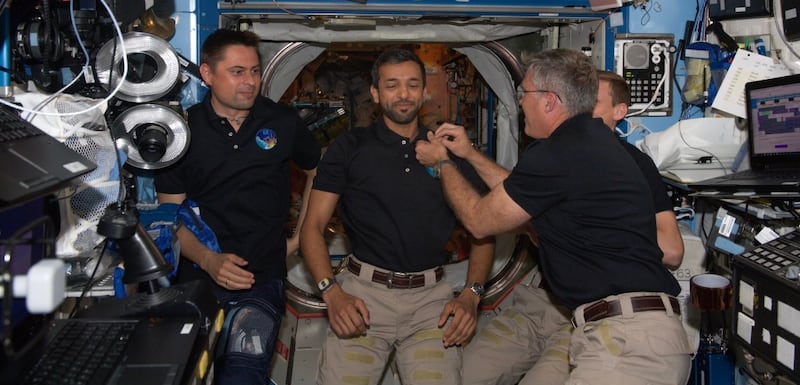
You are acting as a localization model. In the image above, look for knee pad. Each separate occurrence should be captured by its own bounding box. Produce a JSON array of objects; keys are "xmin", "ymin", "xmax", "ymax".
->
[
  {"xmin": 218, "ymin": 297, "xmax": 281, "ymax": 357},
  {"xmin": 214, "ymin": 297, "xmax": 282, "ymax": 384}
]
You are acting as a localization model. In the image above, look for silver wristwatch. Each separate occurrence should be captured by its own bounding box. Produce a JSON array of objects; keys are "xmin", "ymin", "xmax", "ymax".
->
[{"xmin": 468, "ymin": 282, "xmax": 485, "ymax": 297}]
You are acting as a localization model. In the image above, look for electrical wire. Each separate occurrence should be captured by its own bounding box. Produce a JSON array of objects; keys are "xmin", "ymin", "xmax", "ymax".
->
[
  {"xmin": 693, "ymin": 0, "xmax": 709, "ymax": 42},
  {"xmin": 589, "ymin": 12, "xmax": 612, "ymax": 41},
  {"xmin": 67, "ymin": 240, "xmax": 109, "ymax": 319},
  {"xmin": 674, "ymin": 0, "xmax": 709, "ymax": 116},
  {"xmin": 0, "ymin": 0, "xmax": 128, "ymax": 118},
  {"xmin": 675, "ymin": 119, "xmax": 729, "ymax": 174},
  {"xmin": 699, "ymin": 208, "xmax": 710, "ymax": 244},
  {"xmin": 625, "ymin": 72, "xmax": 669, "ymax": 117},
  {"xmin": 776, "ymin": 200, "xmax": 800, "ymax": 220},
  {"xmin": 3, "ymin": 0, "xmax": 131, "ymax": 320},
  {"xmin": 638, "ymin": 0, "xmax": 662, "ymax": 26},
  {"xmin": 617, "ymin": 118, "xmax": 653, "ymax": 138},
  {"xmin": 103, "ymin": 34, "xmax": 129, "ymax": 206},
  {"xmin": 682, "ymin": 103, "xmax": 704, "ymax": 119},
  {"xmin": 69, "ymin": 0, "xmax": 91, "ymax": 63},
  {"xmin": 20, "ymin": 0, "xmax": 95, "ymax": 122}
]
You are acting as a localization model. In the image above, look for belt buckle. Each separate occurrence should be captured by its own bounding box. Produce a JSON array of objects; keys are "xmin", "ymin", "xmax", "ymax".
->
[
  {"xmin": 386, "ymin": 271, "xmax": 411, "ymax": 289},
  {"xmin": 385, "ymin": 271, "xmax": 409, "ymax": 288}
]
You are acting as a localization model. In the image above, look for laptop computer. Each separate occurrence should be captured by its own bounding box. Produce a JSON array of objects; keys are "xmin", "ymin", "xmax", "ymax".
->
[
  {"xmin": 19, "ymin": 317, "xmax": 203, "ymax": 385},
  {"xmin": 11, "ymin": 280, "xmax": 220, "ymax": 385},
  {"xmin": 0, "ymin": 104, "xmax": 97, "ymax": 209},
  {"xmin": 689, "ymin": 73, "xmax": 800, "ymax": 194}
]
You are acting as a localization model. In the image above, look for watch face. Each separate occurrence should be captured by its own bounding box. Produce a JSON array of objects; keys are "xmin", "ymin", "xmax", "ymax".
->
[
  {"xmin": 470, "ymin": 282, "xmax": 485, "ymax": 296},
  {"xmin": 317, "ymin": 277, "xmax": 332, "ymax": 291}
]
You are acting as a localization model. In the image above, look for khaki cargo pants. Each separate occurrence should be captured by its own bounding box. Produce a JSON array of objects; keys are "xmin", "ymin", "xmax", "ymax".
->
[
  {"xmin": 317, "ymin": 258, "xmax": 460, "ymax": 385},
  {"xmin": 462, "ymin": 269, "xmax": 571, "ymax": 385}
]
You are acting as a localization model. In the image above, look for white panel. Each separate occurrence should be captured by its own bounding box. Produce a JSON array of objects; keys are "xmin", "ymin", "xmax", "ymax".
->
[
  {"xmin": 292, "ymin": 349, "xmax": 322, "ymax": 385},
  {"xmin": 674, "ymin": 224, "xmax": 706, "ymax": 281},
  {"xmin": 557, "ymin": 19, "xmax": 606, "ymax": 70},
  {"xmin": 737, "ymin": 312, "xmax": 755, "ymax": 343},
  {"xmin": 777, "ymin": 335, "xmax": 796, "ymax": 370},
  {"xmin": 739, "ymin": 280, "xmax": 755, "ymax": 315},
  {"xmin": 613, "ymin": 34, "xmax": 673, "ymax": 116},
  {"xmin": 778, "ymin": 301, "xmax": 800, "ymax": 337},
  {"xmin": 169, "ymin": 12, "xmax": 197, "ymax": 62}
]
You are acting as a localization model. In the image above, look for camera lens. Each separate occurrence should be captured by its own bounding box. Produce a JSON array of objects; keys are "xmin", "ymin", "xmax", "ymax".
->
[
  {"xmin": 134, "ymin": 123, "xmax": 169, "ymax": 162},
  {"xmin": 15, "ymin": 19, "xmax": 65, "ymax": 61}
]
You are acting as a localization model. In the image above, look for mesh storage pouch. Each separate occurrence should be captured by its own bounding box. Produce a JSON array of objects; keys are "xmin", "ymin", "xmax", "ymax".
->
[{"xmin": 14, "ymin": 92, "xmax": 120, "ymax": 258}]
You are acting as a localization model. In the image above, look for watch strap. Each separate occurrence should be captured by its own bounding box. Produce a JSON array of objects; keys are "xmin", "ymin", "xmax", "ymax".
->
[
  {"xmin": 433, "ymin": 159, "xmax": 457, "ymax": 179},
  {"xmin": 317, "ymin": 277, "xmax": 336, "ymax": 294}
]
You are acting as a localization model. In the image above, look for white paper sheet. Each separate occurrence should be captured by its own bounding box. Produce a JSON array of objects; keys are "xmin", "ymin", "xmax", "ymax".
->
[{"xmin": 711, "ymin": 50, "xmax": 791, "ymax": 118}]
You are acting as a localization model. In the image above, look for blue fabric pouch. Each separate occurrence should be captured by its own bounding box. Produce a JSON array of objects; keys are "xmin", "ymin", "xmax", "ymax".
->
[{"xmin": 175, "ymin": 200, "xmax": 221, "ymax": 254}]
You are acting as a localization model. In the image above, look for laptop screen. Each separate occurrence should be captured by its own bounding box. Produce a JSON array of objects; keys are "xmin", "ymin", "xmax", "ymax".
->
[{"xmin": 746, "ymin": 73, "xmax": 800, "ymax": 169}]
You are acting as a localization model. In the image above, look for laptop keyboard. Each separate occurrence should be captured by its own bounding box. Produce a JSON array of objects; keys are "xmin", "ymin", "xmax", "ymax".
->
[
  {"xmin": 22, "ymin": 319, "xmax": 137, "ymax": 385},
  {"xmin": 0, "ymin": 107, "xmax": 41, "ymax": 143}
]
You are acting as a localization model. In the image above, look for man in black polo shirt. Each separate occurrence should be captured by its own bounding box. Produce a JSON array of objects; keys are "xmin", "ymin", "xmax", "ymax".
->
[
  {"xmin": 155, "ymin": 30, "xmax": 320, "ymax": 384},
  {"xmin": 458, "ymin": 69, "xmax": 690, "ymax": 385},
  {"xmin": 417, "ymin": 49, "xmax": 692, "ymax": 385},
  {"xmin": 300, "ymin": 48, "xmax": 495, "ymax": 385}
]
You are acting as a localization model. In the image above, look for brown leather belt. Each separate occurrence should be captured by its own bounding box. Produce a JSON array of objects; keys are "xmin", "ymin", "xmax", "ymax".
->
[
  {"xmin": 346, "ymin": 258, "xmax": 443, "ymax": 289},
  {"xmin": 573, "ymin": 295, "xmax": 680, "ymax": 327}
]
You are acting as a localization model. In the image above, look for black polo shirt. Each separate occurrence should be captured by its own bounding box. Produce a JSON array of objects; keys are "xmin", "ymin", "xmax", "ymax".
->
[
  {"xmin": 619, "ymin": 139, "xmax": 673, "ymax": 214},
  {"xmin": 313, "ymin": 120, "xmax": 481, "ymax": 272},
  {"xmin": 504, "ymin": 114, "xmax": 680, "ymax": 309},
  {"xmin": 155, "ymin": 95, "xmax": 320, "ymax": 281}
]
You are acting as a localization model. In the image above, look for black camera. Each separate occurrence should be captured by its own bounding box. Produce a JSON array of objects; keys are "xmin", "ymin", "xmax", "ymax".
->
[{"xmin": 10, "ymin": 0, "xmax": 150, "ymax": 94}]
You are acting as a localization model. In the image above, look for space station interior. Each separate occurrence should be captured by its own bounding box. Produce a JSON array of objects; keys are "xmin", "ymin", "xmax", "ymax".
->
[{"xmin": 3, "ymin": 0, "xmax": 800, "ymax": 384}]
